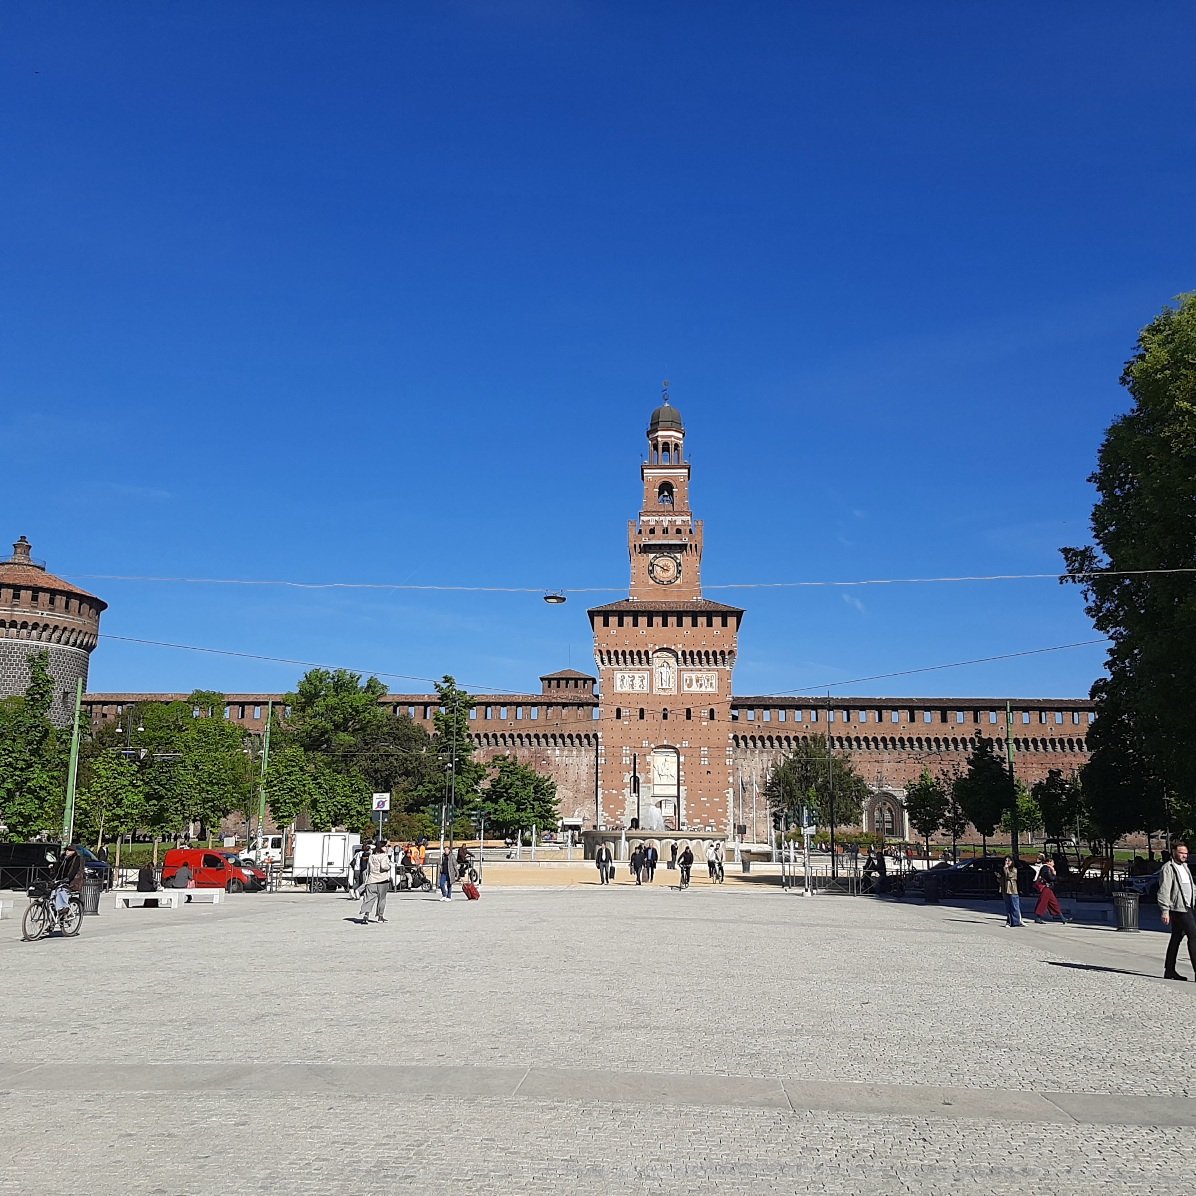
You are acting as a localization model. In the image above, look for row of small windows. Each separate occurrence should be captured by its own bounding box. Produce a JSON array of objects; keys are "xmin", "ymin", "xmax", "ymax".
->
[
  {"xmin": 600, "ymin": 613, "xmax": 731, "ymax": 629},
  {"xmin": 614, "ymin": 708, "xmax": 717, "ymax": 722},
  {"xmin": 737, "ymin": 734, "xmax": 1088, "ymax": 755},
  {"xmin": 1, "ymin": 588, "xmax": 96, "ymax": 618},
  {"xmin": 732, "ymin": 707, "xmax": 1095, "ymax": 726}
]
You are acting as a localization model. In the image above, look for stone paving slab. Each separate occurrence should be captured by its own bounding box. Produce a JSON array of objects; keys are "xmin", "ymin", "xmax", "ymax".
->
[{"xmin": 1, "ymin": 884, "xmax": 1192, "ymax": 1193}]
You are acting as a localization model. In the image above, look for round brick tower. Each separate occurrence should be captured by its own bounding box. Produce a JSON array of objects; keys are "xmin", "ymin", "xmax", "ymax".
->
[{"xmin": 0, "ymin": 536, "xmax": 107, "ymax": 728}]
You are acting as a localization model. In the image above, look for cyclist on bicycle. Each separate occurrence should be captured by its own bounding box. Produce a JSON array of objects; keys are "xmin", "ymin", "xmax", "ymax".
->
[
  {"xmin": 678, "ymin": 844, "xmax": 694, "ymax": 889},
  {"xmin": 52, "ymin": 844, "xmax": 85, "ymax": 916}
]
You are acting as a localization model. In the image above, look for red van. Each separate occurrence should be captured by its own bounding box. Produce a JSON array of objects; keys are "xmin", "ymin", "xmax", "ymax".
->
[{"xmin": 161, "ymin": 848, "xmax": 249, "ymax": 893}]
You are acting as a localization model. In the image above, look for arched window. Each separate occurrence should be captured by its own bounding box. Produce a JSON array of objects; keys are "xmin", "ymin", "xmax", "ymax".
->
[{"xmin": 657, "ymin": 482, "xmax": 674, "ymax": 506}]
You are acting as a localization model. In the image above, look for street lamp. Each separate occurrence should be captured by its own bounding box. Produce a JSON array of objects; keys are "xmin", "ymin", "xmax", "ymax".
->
[{"xmin": 543, "ymin": 592, "xmax": 567, "ymax": 605}]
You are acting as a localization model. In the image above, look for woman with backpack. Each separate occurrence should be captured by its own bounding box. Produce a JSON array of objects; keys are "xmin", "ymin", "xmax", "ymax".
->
[{"xmin": 1033, "ymin": 854, "xmax": 1068, "ymax": 924}]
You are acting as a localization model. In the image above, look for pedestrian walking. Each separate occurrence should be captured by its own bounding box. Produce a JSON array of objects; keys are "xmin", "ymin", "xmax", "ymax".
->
[
  {"xmin": 712, "ymin": 841, "xmax": 725, "ymax": 882},
  {"xmin": 351, "ymin": 843, "xmax": 370, "ymax": 899},
  {"xmin": 1158, "ymin": 842, "xmax": 1196, "ymax": 981},
  {"xmin": 1001, "ymin": 857, "xmax": 1024, "ymax": 927},
  {"xmin": 669, "ymin": 842, "xmax": 678, "ymax": 870},
  {"xmin": 630, "ymin": 844, "xmax": 644, "ymax": 885},
  {"xmin": 1032, "ymin": 855, "xmax": 1068, "ymax": 924},
  {"xmin": 705, "ymin": 842, "xmax": 717, "ymax": 880},
  {"xmin": 595, "ymin": 842, "xmax": 613, "ymax": 885},
  {"xmin": 439, "ymin": 843, "xmax": 459, "ymax": 901},
  {"xmin": 644, "ymin": 843, "xmax": 658, "ymax": 883},
  {"xmin": 360, "ymin": 841, "xmax": 392, "ymax": 925}
]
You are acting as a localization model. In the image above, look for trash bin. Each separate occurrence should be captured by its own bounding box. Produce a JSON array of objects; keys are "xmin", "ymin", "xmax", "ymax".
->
[
  {"xmin": 81, "ymin": 875, "xmax": 103, "ymax": 916},
  {"xmin": 1112, "ymin": 889, "xmax": 1139, "ymax": 932},
  {"xmin": 741, "ymin": 858, "xmax": 751, "ymax": 874}
]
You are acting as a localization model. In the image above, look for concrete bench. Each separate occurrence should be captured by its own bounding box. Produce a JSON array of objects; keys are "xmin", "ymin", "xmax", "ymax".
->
[
  {"xmin": 0, "ymin": 898, "xmax": 14, "ymax": 920},
  {"xmin": 180, "ymin": 889, "xmax": 223, "ymax": 905},
  {"xmin": 113, "ymin": 891, "xmax": 183, "ymax": 910}
]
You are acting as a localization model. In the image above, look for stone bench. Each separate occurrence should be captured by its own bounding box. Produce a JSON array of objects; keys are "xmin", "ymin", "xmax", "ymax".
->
[
  {"xmin": 180, "ymin": 889, "xmax": 223, "ymax": 905},
  {"xmin": 0, "ymin": 898, "xmax": 14, "ymax": 920},
  {"xmin": 113, "ymin": 891, "xmax": 183, "ymax": 910}
]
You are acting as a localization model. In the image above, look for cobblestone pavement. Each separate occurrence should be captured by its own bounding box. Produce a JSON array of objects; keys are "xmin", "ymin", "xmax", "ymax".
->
[{"xmin": 2, "ymin": 884, "xmax": 1192, "ymax": 1194}]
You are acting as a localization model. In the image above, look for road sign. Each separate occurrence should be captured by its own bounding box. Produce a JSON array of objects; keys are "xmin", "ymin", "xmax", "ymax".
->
[{"xmin": 372, "ymin": 793, "xmax": 391, "ymax": 812}]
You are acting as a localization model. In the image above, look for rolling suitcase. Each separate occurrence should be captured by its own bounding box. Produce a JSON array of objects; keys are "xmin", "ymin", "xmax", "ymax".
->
[{"xmin": 462, "ymin": 880, "xmax": 480, "ymax": 901}]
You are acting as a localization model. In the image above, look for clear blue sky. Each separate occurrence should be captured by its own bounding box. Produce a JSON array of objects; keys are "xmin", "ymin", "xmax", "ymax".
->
[{"xmin": 3, "ymin": 2, "xmax": 1193, "ymax": 701}]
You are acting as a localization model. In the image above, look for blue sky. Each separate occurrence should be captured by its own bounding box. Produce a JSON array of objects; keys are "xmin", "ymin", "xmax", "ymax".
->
[{"xmin": 3, "ymin": 2, "xmax": 1193, "ymax": 701}]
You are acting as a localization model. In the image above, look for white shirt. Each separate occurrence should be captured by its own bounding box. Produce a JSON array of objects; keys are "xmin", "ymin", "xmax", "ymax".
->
[{"xmin": 1173, "ymin": 861, "xmax": 1193, "ymax": 906}]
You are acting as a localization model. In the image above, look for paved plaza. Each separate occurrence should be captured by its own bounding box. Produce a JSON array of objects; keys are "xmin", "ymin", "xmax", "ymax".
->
[{"xmin": 2, "ymin": 878, "xmax": 1194, "ymax": 1194}]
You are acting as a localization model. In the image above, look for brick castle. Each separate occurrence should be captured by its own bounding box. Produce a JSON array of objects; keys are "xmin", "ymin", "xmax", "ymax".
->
[{"xmin": 71, "ymin": 399, "xmax": 1094, "ymax": 841}]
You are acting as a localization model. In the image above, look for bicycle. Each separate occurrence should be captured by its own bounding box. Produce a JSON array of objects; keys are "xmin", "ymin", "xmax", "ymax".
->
[{"xmin": 22, "ymin": 882, "xmax": 83, "ymax": 941}]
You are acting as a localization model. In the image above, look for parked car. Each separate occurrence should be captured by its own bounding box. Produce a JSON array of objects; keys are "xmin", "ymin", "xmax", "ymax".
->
[
  {"xmin": 161, "ymin": 847, "xmax": 250, "ymax": 892},
  {"xmin": 1124, "ymin": 868, "xmax": 1163, "ymax": 902},
  {"xmin": 923, "ymin": 856, "xmax": 1039, "ymax": 899},
  {"xmin": 215, "ymin": 851, "xmax": 267, "ymax": 892},
  {"xmin": 0, "ymin": 841, "xmax": 110, "ymax": 890}
]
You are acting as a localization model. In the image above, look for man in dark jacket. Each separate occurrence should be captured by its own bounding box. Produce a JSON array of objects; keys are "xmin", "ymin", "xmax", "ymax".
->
[
  {"xmin": 53, "ymin": 844, "xmax": 85, "ymax": 894},
  {"xmin": 595, "ymin": 842, "xmax": 613, "ymax": 885}
]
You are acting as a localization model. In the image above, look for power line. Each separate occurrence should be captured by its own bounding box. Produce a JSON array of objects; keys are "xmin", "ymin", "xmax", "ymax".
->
[
  {"xmin": 96, "ymin": 630, "xmax": 1108, "ymax": 702},
  {"xmin": 96, "ymin": 634, "xmax": 513, "ymax": 696},
  {"xmin": 779, "ymin": 638, "xmax": 1108, "ymax": 695},
  {"xmin": 75, "ymin": 567, "xmax": 1196, "ymax": 593}
]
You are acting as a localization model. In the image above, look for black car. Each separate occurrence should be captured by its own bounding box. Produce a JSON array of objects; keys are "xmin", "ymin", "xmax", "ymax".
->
[
  {"xmin": 923, "ymin": 856, "xmax": 1038, "ymax": 899},
  {"xmin": 0, "ymin": 842, "xmax": 110, "ymax": 890}
]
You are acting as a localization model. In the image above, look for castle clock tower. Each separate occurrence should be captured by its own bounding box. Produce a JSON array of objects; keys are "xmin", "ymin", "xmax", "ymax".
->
[{"xmin": 588, "ymin": 395, "xmax": 743, "ymax": 834}]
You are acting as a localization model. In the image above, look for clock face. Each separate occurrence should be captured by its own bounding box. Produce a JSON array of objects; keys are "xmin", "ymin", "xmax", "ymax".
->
[{"xmin": 648, "ymin": 554, "xmax": 680, "ymax": 585}]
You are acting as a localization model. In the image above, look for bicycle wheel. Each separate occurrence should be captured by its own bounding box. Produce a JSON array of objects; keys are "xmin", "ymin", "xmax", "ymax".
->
[
  {"xmin": 22, "ymin": 901, "xmax": 50, "ymax": 941},
  {"xmin": 60, "ymin": 899, "xmax": 83, "ymax": 937}
]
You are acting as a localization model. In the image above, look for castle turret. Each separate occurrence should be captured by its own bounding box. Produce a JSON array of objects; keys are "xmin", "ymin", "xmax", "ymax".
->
[{"xmin": 0, "ymin": 536, "xmax": 107, "ymax": 727}]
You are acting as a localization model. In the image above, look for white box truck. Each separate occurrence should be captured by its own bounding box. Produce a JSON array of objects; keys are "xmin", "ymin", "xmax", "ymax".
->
[{"xmin": 290, "ymin": 831, "xmax": 361, "ymax": 891}]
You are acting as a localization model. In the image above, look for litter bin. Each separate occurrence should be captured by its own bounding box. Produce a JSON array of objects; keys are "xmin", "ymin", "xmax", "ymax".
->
[
  {"xmin": 81, "ymin": 875, "xmax": 103, "ymax": 917},
  {"xmin": 1112, "ymin": 889, "xmax": 1140, "ymax": 932},
  {"xmin": 741, "ymin": 858, "xmax": 751, "ymax": 874}
]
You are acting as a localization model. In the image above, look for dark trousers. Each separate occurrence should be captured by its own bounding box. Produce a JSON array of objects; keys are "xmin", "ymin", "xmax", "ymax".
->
[
  {"xmin": 597, "ymin": 861, "xmax": 610, "ymax": 884},
  {"xmin": 1165, "ymin": 910, "xmax": 1196, "ymax": 975}
]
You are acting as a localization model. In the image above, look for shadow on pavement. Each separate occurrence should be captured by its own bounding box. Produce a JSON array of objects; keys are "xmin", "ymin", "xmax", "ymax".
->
[{"xmin": 1045, "ymin": 960, "xmax": 1156, "ymax": 979}]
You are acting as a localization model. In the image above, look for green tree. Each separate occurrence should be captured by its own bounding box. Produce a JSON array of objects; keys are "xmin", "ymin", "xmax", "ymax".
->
[
  {"xmin": 941, "ymin": 781, "xmax": 969, "ymax": 858},
  {"xmin": 1032, "ymin": 769, "xmax": 1084, "ymax": 840},
  {"xmin": 262, "ymin": 743, "xmax": 317, "ymax": 829},
  {"xmin": 0, "ymin": 652, "xmax": 66, "ymax": 840},
  {"xmin": 479, "ymin": 755, "xmax": 559, "ymax": 838},
  {"xmin": 764, "ymin": 734, "xmax": 869, "ymax": 834},
  {"xmin": 999, "ymin": 783, "xmax": 1042, "ymax": 844},
  {"xmin": 173, "ymin": 716, "xmax": 252, "ymax": 841},
  {"xmin": 903, "ymin": 769, "xmax": 949, "ymax": 859},
  {"xmin": 953, "ymin": 738, "xmax": 1011, "ymax": 852},
  {"xmin": 283, "ymin": 669, "xmax": 389, "ymax": 759},
  {"xmin": 1061, "ymin": 294, "xmax": 1196, "ymax": 840},
  {"xmin": 78, "ymin": 751, "xmax": 146, "ymax": 867},
  {"xmin": 308, "ymin": 761, "xmax": 372, "ymax": 834},
  {"xmin": 420, "ymin": 676, "xmax": 486, "ymax": 817}
]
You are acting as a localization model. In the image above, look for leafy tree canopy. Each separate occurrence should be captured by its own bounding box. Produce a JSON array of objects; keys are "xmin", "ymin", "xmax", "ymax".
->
[
  {"xmin": 764, "ymin": 734, "xmax": 869, "ymax": 829},
  {"xmin": 479, "ymin": 755, "xmax": 558, "ymax": 838},
  {"xmin": 1062, "ymin": 293, "xmax": 1196, "ymax": 838},
  {"xmin": 953, "ymin": 738, "xmax": 1011, "ymax": 841},
  {"xmin": 903, "ymin": 769, "xmax": 949, "ymax": 844}
]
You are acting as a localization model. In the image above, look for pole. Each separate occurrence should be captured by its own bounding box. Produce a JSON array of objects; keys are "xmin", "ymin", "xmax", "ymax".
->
[
  {"xmin": 633, "ymin": 752, "xmax": 640, "ymax": 827},
  {"xmin": 827, "ymin": 695, "xmax": 837, "ymax": 878},
  {"xmin": 62, "ymin": 678, "xmax": 83, "ymax": 845},
  {"xmin": 1005, "ymin": 702, "xmax": 1019, "ymax": 859},
  {"xmin": 478, "ymin": 811, "xmax": 484, "ymax": 882},
  {"xmin": 256, "ymin": 702, "xmax": 273, "ymax": 846}
]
